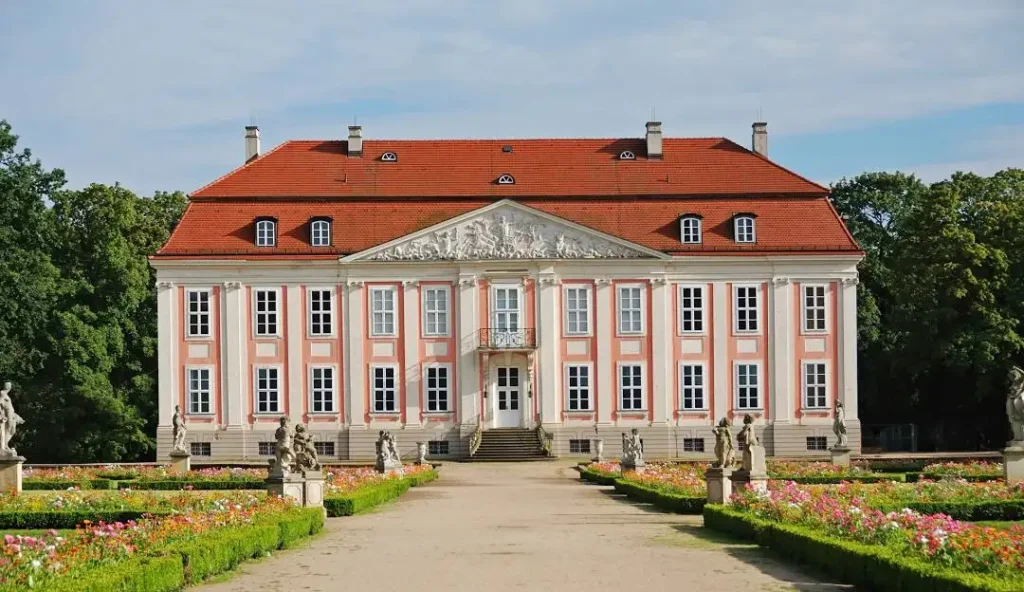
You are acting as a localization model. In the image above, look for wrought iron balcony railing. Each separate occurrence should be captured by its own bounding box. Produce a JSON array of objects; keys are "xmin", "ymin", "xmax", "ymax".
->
[{"xmin": 478, "ymin": 328, "xmax": 537, "ymax": 350}]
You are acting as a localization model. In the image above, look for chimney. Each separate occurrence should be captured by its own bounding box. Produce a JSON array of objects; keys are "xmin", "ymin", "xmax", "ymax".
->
[
  {"xmin": 244, "ymin": 126, "xmax": 260, "ymax": 162},
  {"xmin": 347, "ymin": 125, "xmax": 363, "ymax": 156},
  {"xmin": 645, "ymin": 121, "xmax": 663, "ymax": 159},
  {"xmin": 751, "ymin": 121, "xmax": 768, "ymax": 156}
]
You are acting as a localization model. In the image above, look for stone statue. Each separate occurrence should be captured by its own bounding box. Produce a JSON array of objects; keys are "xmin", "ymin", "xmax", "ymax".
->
[
  {"xmin": 375, "ymin": 430, "xmax": 403, "ymax": 473},
  {"xmin": 621, "ymin": 428, "xmax": 645, "ymax": 469},
  {"xmin": 272, "ymin": 417, "xmax": 296, "ymax": 475},
  {"xmin": 1007, "ymin": 366, "xmax": 1024, "ymax": 443},
  {"xmin": 0, "ymin": 382, "xmax": 25, "ymax": 458},
  {"xmin": 712, "ymin": 418, "xmax": 735, "ymax": 468},
  {"xmin": 738, "ymin": 414, "xmax": 759, "ymax": 448},
  {"xmin": 833, "ymin": 401, "xmax": 849, "ymax": 448},
  {"xmin": 171, "ymin": 405, "xmax": 187, "ymax": 453},
  {"xmin": 293, "ymin": 424, "xmax": 320, "ymax": 471}
]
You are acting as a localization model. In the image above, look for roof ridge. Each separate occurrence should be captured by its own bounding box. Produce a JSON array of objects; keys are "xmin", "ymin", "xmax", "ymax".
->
[{"xmin": 283, "ymin": 137, "xmax": 729, "ymax": 143}]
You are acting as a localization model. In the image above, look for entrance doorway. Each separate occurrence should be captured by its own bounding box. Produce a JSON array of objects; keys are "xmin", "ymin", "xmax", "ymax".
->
[{"xmin": 494, "ymin": 366, "xmax": 521, "ymax": 428}]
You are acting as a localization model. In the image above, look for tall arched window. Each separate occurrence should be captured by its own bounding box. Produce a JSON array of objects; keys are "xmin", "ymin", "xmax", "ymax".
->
[
  {"xmin": 255, "ymin": 218, "xmax": 276, "ymax": 247},
  {"xmin": 310, "ymin": 218, "xmax": 331, "ymax": 247},
  {"xmin": 734, "ymin": 215, "xmax": 756, "ymax": 243}
]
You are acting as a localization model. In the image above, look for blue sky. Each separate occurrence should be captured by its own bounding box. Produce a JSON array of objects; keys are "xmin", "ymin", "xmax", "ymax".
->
[{"xmin": 1, "ymin": 1, "xmax": 1022, "ymax": 195}]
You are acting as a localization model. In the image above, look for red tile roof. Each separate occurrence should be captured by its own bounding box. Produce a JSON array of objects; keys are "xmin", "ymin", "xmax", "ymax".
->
[{"xmin": 190, "ymin": 138, "xmax": 827, "ymax": 198}]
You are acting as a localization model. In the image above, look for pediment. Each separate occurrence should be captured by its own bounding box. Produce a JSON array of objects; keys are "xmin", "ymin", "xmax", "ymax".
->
[{"xmin": 345, "ymin": 201, "xmax": 664, "ymax": 262}]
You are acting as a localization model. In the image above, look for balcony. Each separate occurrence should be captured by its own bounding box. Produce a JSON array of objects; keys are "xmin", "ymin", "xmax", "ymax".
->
[{"xmin": 478, "ymin": 328, "xmax": 537, "ymax": 351}]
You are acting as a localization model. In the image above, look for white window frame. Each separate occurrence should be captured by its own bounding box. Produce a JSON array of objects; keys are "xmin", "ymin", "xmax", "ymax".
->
[
  {"xmin": 253, "ymin": 288, "xmax": 281, "ymax": 338},
  {"xmin": 734, "ymin": 215, "xmax": 756, "ymax": 243},
  {"xmin": 734, "ymin": 362, "xmax": 762, "ymax": 410},
  {"xmin": 563, "ymin": 285, "xmax": 591, "ymax": 336},
  {"xmin": 801, "ymin": 283, "xmax": 828, "ymax": 334},
  {"xmin": 616, "ymin": 284, "xmax": 644, "ymax": 336},
  {"xmin": 308, "ymin": 365, "xmax": 336, "ymax": 414},
  {"xmin": 185, "ymin": 365, "xmax": 214, "ymax": 415},
  {"xmin": 307, "ymin": 287, "xmax": 335, "ymax": 338},
  {"xmin": 423, "ymin": 363, "xmax": 451, "ymax": 413},
  {"xmin": 310, "ymin": 219, "xmax": 331, "ymax": 247},
  {"xmin": 253, "ymin": 365, "xmax": 282, "ymax": 414},
  {"xmin": 679, "ymin": 363, "xmax": 707, "ymax": 411},
  {"xmin": 185, "ymin": 288, "xmax": 212, "ymax": 339},
  {"xmin": 678, "ymin": 284, "xmax": 705, "ymax": 334},
  {"xmin": 371, "ymin": 364, "xmax": 399, "ymax": 413},
  {"xmin": 564, "ymin": 363, "xmax": 593, "ymax": 411},
  {"xmin": 733, "ymin": 284, "xmax": 760, "ymax": 334},
  {"xmin": 370, "ymin": 286, "xmax": 397, "ymax": 337},
  {"xmin": 422, "ymin": 286, "xmax": 451, "ymax": 338},
  {"xmin": 680, "ymin": 216, "xmax": 702, "ymax": 244},
  {"xmin": 802, "ymin": 360, "xmax": 829, "ymax": 409},
  {"xmin": 491, "ymin": 284, "xmax": 523, "ymax": 332},
  {"xmin": 618, "ymin": 363, "xmax": 645, "ymax": 411},
  {"xmin": 255, "ymin": 219, "xmax": 276, "ymax": 247}
]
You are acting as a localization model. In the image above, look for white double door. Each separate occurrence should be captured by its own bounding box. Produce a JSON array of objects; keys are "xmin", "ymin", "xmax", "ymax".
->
[{"xmin": 493, "ymin": 365, "xmax": 523, "ymax": 428}]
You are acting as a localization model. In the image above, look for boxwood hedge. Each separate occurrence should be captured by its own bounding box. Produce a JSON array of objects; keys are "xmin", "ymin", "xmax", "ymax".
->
[
  {"xmin": 611, "ymin": 479, "xmax": 706, "ymax": 514},
  {"xmin": 324, "ymin": 469, "xmax": 438, "ymax": 517}
]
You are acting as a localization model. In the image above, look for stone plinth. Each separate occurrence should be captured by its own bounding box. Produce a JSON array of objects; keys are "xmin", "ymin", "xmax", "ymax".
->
[
  {"xmin": 377, "ymin": 459, "xmax": 404, "ymax": 476},
  {"xmin": 591, "ymin": 439, "xmax": 604, "ymax": 462},
  {"xmin": 705, "ymin": 467, "xmax": 733, "ymax": 504},
  {"xmin": 730, "ymin": 468, "xmax": 769, "ymax": 495},
  {"xmin": 743, "ymin": 444, "xmax": 767, "ymax": 475},
  {"xmin": 302, "ymin": 470, "xmax": 325, "ymax": 508},
  {"xmin": 621, "ymin": 458, "xmax": 645, "ymax": 474},
  {"xmin": 169, "ymin": 450, "xmax": 191, "ymax": 475},
  {"xmin": 266, "ymin": 473, "xmax": 305, "ymax": 505},
  {"xmin": 0, "ymin": 456, "xmax": 25, "ymax": 494},
  {"xmin": 1004, "ymin": 444, "xmax": 1024, "ymax": 484},
  {"xmin": 830, "ymin": 446, "xmax": 852, "ymax": 468}
]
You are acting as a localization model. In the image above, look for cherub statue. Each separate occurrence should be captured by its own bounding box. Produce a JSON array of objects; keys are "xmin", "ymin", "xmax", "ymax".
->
[
  {"xmin": 171, "ymin": 405, "xmax": 188, "ymax": 453},
  {"xmin": 621, "ymin": 428, "xmax": 644, "ymax": 467},
  {"xmin": 293, "ymin": 424, "xmax": 320, "ymax": 471},
  {"xmin": 0, "ymin": 382, "xmax": 25, "ymax": 458},
  {"xmin": 1007, "ymin": 365, "xmax": 1024, "ymax": 443},
  {"xmin": 273, "ymin": 417, "xmax": 296, "ymax": 473},
  {"xmin": 712, "ymin": 418, "xmax": 735, "ymax": 468},
  {"xmin": 833, "ymin": 401, "xmax": 849, "ymax": 448},
  {"xmin": 738, "ymin": 414, "xmax": 759, "ymax": 448}
]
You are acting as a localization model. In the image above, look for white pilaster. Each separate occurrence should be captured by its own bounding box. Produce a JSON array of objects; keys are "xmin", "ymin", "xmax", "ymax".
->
[
  {"xmin": 403, "ymin": 281, "xmax": 421, "ymax": 426},
  {"xmin": 286, "ymin": 285, "xmax": 303, "ymax": 423},
  {"xmin": 651, "ymin": 277, "xmax": 672, "ymax": 424},
  {"xmin": 538, "ymin": 273, "xmax": 560, "ymax": 424},
  {"xmin": 595, "ymin": 278, "xmax": 613, "ymax": 425},
  {"xmin": 157, "ymin": 281, "xmax": 176, "ymax": 426},
  {"xmin": 457, "ymin": 275, "xmax": 479, "ymax": 426},
  {"xmin": 770, "ymin": 278, "xmax": 793, "ymax": 423},
  {"xmin": 222, "ymin": 282, "xmax": 246, "ymax": 426},
  {"xmin": 345, "ymin": 281, "xmax": 366, "ymax": 426},
  {"xmin": 839, "ymin": 277, "xmax": 859, "ymax": 419},
  {"xmin": 712, "ymin": 281, "xmax": 728, "ymax": 422}
]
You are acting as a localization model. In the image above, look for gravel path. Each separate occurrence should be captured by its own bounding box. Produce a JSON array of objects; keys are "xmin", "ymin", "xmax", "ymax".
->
[{"xmin": 196, "ymin": 462, "xmax": 852, "ymax": 592}]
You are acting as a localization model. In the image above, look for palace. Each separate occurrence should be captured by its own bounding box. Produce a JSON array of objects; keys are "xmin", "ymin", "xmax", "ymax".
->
[{"xmin": 151, "ymin": 121, "xmax": 863, "ymax": 461}]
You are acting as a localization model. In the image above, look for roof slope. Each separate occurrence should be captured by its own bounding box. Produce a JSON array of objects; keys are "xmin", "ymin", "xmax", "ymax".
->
[{"xmin": 191, "ymin": 138, "xmax": 827, "ymax": 198}]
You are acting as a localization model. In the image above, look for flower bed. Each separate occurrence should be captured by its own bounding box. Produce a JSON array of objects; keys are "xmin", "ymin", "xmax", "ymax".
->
[
  {"xmin": 24, "ymin": 466, "xmax": 268, "ymax": 491},
  {"xmin": 921, "ymin": 461, "xmax": 1004, "ymax": 482},
  {"xmin": 324, "ymin": 465, "xmax": 438, "ymax": 516}
]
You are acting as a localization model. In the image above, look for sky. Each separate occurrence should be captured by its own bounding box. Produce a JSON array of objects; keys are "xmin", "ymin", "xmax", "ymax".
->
[{"xmin": 1, "ymin": 1, "xmax": 1022, "ymax": 196}]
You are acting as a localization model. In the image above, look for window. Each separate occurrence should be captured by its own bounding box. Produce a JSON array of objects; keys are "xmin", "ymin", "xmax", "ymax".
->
[
  {"xmin": 679, "ymin": 286, "xmax": 704, "ymax": 333},
  {"xmin": 619, "ymin": 365, "xmax": 643, "ymax": 410},
  {"xmin": 310, "ymin": 219, "xmax": 331, "ymax": 247},
  {"xmin": 186, "ymin": 290, "xmax": 211, "ymax": 337},
  {"xmin": 255, "ymin": 218, "xmax": 276, "ymax": 247},
  {"xmin": 254, "ymin": 289, "xmax": 279, "ymax": 336},
  {"xmin": 564, "ymin": 287, "xmax": 590, "ymax": 335},
  {"xmin": 734, "ymin": 285, "xmax": 759, "ymax": 333},
  {"xmin": 617, "ymin": 286, "xmax": 643, "ymax": 334},
  {"xmin": 425, "ymin": 365, "xmax": 450, "ymax": 412},
  {"xmin": 569, "ymin": 439, "xmax": 591, "ymax": 454},
  {"xmin": 190, "ymin": 442, "xmax": 212, "ymax": 456},
  {"xmin": 492, "ymin": 286, "xmax": 521, "ymax": 331},
  {"xmin": 734, "ymin": 215, "xmax": 756, "ymax": 243},
  {"xmin": 566, "ymin": 365, "xmax": 591, "ymax": 411},
  {"xmin": 423, "ymin": 287, "xmax": 449, "ymax": 336},
  {"xmin": 187, "ymin": 367, "xmax": 212, "ymax": 414},
  {"xmin": 310, "ymin": 366, "xmax": 335, "ymax": 413},
  {"xmin": 428, "ymin": 440, "xmax": 449, "ymax": 455},
  {"xmin": 619, "ymin": 150, "xmax": 636, "ymax": 160},
  {"xmin": 372, "ymin": 366, "xmax": 397, "ymax": 412},
  {"xmin": 803, "ymin": 362, "xmax": 828, "ymax": 409},
  {"xmin": 736, "ymin": 363, "xmax": 760, "ymax": 409},
  {"xmin": 680, "ymin": 364, "xmax": 705, "ymax": 410},
  {"xmin": 255, "ymin": 366, "xmax": 280, "ymax": 413},
  {"xmin": 803, "ymin": 285, "xmax": 827, "ymax": 332},
  {"xmin": 314, "ymin": 441, "xmax": 336, "ymax": 457},
  {"xmin": 680, "ymin": 216, "xmax": 702, "ymax": 244},
  {"xmin": 380, "ymin": 151, "xmax": 398, "ymax": 162},
  {"xmin": 683, "ymin": 438, "xmax": 705, "ymax": 453},
  {"xmin": 497, "ymin": 174, "xmax": 515, "ymax": 185},
  {"xmin": 258, "ymin": 441, "xmax": 275, "ymax": 456},
  {"xmin": 308, "ymin": 289, "xmax": 334, "ymax": 336},
  {"xmin": 370, "ymin": 287, "xmax": 396, "ymax": 336},
  {"xmin": 806, "ymin": 436, "xmax": 828, "ymax": 451}
]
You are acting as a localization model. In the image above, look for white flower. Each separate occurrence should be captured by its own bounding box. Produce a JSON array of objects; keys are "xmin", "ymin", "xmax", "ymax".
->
[{"xmin": 31, "ymin": 559, "xmax": 41, "ymax": 569}]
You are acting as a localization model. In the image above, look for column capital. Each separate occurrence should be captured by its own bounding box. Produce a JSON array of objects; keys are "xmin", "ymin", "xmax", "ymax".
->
[
  {"xmin": 346, "ymin": 280, "xmax": 365, "ymax": 288},
  {"xmin": 595, "ymin": 277, "xmax": 613, "ymax": 286},
  {"xmin": 771, "ymin": 277, "xmax": 791, "ymax": 286},
  {"xmin": 538, "ymin": 275, "xmax": 560, "ymax": 286},
  {"xmin": 156, "ymin": 281, "xmax": 175, "ymax": 290},
  {"xmin": 402, "ymin": 280, "xmax": 419, "ymax": 287},
  {"xmin": 841, "ymin": 276, "xmax": 860, "ymax": 286},
  {"xmin": 223, "ymin": 281, "xmax": 243, "ymax": 291},
  {"xmin": 458, "ymin": 277, "xmax": 478, "ymax": 287},
  {"xmin": 651, "ymin": 276, "xmax": 669, "ymax": 286}
]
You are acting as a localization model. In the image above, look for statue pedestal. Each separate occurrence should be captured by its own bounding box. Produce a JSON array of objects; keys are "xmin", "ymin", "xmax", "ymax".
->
[
  {"xmin": 621, "ymin": 458, "xmax": 646, "ymax": 474},
  {"xmin": 730, "ymin": 469, "xmax": 769, "ymax": 495},
  {"xmin": 168, "ymin": 451, "xmax": 191, "ymax": 475},
  {"xmin": 591, "ymin": 439, "xmax": 604, "ymax": 462},
  {"xmin": 415, "ymin": 442, "xmax": 427, "ymax": 465},
  {"xmin": 266, "ymin": 472, "xmax": 305, "ymax": 505},
  {"xmin": 0, "ymin": 456, "xmax": 25, "ymax": 494},
  {"xmin": 1004, "ymin": 443, "xmax": 1024, "ymax": 484},
  {"xmin": 302, "ymin": 470, "xmax": 325, "ymax": 508},
  {"xmin": 376, "ymin": 459, "xmax": 404, "ymax": 476},
  {"xmin": 830, "ymin": 446, "xmax": 852, "ymax": 468},
  {"xmin": 743, "ymin": 444, "xmax": 768, "ymax": 475},
  {"xmin": 705, "ymin": 467, "xmax": 733, "ymax": 504}
]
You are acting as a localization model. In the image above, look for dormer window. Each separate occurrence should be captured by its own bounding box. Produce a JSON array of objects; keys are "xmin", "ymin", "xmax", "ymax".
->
[
  {"xmin": 255, "ymin": 217, "xmax": 277, "ymax": 247},
  {"xmin": 619, "ymin": 150, "xmax": 636, "ymax": 160},
  {"xmin": 497, "ymin": 174, "xmax": 515, "ymax": 185},
  {"xmin": 381, "ymin": 152, "xmax": 398, "ymax": 162},
  {"xmin": 310, "ymin": 217, "xmax": 332, "ymax": 247},
  {"xmin": 734, "ymin": 214, "xmax": 757, "ymax": 243},
  {"xmin": 680, "ymin": 215, "xmax": 702, "ymax": 244}
]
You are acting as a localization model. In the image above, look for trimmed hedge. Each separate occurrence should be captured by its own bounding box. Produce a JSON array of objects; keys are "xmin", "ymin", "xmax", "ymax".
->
[
  {"xmin": 578, "ymin": 467, "xmax": 618, "ymax": 486},
  {"xmin": 23, "ymin": 479, "xmax": 117, "ymax": 490},
  {"xmin": 772, "ymin": 473, "xmax": 907, "ymax": 484},
  {"xmin": 0, "ymin": 510, "xmax": 169, "ymax": 529},
  {"xmin": 119, "ymin": 478, "xmax": 264, "ymax": 490},
  {"xmin": 872, "ymin": 500, "xmax": 1024, "ymax": 522},
  {"xmin": 612, "ymin": 479, "xmax": 706, "ymax": 514},
  {"xmin": 324, "ymin": 469, "xmax": 438, "ymax": 517},
  {"xmin": 703, "ymin": 505, "xmax": 1018, "ymax": 592},
  {"xmin": 920, "ymin": 473, "xmax": 1003, "ymax": 483}
]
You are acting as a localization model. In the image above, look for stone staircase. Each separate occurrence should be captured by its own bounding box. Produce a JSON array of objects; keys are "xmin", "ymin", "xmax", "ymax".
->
[{"xmin": 468, "ymin": 428, "xmax": 552, "ymax": 462}]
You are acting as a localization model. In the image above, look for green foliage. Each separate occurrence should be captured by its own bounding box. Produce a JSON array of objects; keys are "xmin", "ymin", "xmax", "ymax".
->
[
  {"xmin": 45, "ymin": 555, "xmax": 185, "ymax": 592},
  {"xmin": 611, "ymin": 479, "xmax": 706, "ymax": 514},
  {"xmin": 23, "ymin": 478, "xmax": 117, "ymax": 490},
  {"xmin": 579, "ymin": 467, "xmax": 618, "ymax": 486},
  {"xmin": 0, "ymin": 510, "xmax": 163, "ymax": 529},
  {"xmin": 116, "ymin": 478, "xmax": 265, "ymax": 490},
  {"xmin": 872, "ymin": 500, "xmax": 1024, "ymax": 521},
  {"xmin": 776, "ymin": 474, "xmax": 907, "ymax": 484},
  {"xmin": 324, "ymin": 470, "xmax": 438, "ymax": 517}
]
